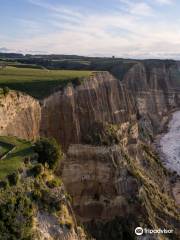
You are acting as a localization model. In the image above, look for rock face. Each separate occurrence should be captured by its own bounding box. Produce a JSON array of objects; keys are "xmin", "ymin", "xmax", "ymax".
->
[
  {"xmin": 61, "ymin": 130, "xmax": 180, "ymax": 240},
  {"xmin": 2, "ymin": 62, "xmax": 180, "ymax": 146},
  {"xmin": 62, "ymin": 144, "xmax": 138, "ymax": 222},
  {"xmin": 40, "ymin": 72, "xmax": 136, "ymax": 149},
  {"xmin": 0, "ymin": 91, "xmax": 41, "ymax": 140},
  {"xmin": 123, "ymin": 62, "xmax": 180, "ymax": 132},
  {"xmin": 51, "ymin": 62, "xmax": 180, "ymax": 238},
  {"xmin": 40, "ymin": 63, "xmax": 180, "ymax": 149},
  {"xmin": 35, "ymin": 206, "xmax": 81, "ymax": 240}
]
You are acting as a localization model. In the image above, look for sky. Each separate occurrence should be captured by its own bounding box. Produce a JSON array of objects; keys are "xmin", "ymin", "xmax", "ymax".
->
[{"xmin": 0, "ymin": 0, "xmax": 180, "ymax": 59}]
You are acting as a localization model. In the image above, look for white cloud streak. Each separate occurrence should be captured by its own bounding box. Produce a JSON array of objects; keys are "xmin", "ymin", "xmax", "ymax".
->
[
  {"xmin": 2, "ymin": 0, "xmax": 180, "ymax": 59},
  {"xmin": 154, "ymin": 0, "xmax": 174, "ymax": 5}
]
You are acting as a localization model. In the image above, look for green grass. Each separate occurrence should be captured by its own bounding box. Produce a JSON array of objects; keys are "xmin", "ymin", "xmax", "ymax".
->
[
  {"xmin": 0, "ymin": 141, "xmax": 13, "ymax": 158},
  {"xmin": 0, "ymin": 67, "xmax": 92, "ymax": 99},
  {"xmin": 0, "ymin": 136, "xmax": 34, "ymax": 180}
]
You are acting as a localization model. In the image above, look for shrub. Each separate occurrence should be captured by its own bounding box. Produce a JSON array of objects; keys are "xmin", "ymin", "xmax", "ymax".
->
[
  {"xmin": 46, "ymin": 178, "xmax": 62, "ymax": 189},
  {"xmin": 34, "ymin": 138, "xmax": 63, "ymax": 170},
  {"xmin": 2, "ymin": 86, "xmax": 10, "ymax": 96},
  {"xmin": 0, "ymin": 180, "xmax": 8, "ymax": 189},
  {"xmin": 0, "ymin": 192, "xmax": 34, "ymax": 239},
  {"xmin": 30, "ymin": 164, "xmax": 43, "ymax": 177},
  {"xmin": 31, "ymin": 189, "xmax": 42, "ymax": 201},
  {"xmin": 83, "ymin": 122, "xmax": 119, "ymax": 146},
  {"xmin": 7, "ymin": 171, "xmax": 19, "ymax": 186}
]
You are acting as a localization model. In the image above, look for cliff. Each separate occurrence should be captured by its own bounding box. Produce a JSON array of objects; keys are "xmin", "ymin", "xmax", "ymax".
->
[
  {"xmin": 123, "ymin": 62, "xmax": 180, "ymax": 133},
  {"xmin": 40, "ymin": 63, "xmax": 180, "ymax": 149},
  {"xmin": 0, "ymin": 60, "xmax": 180, "ymax": 239},
  {"xmin": 40, "ymin": 71, "xmax": 136, "ymax": 149},
  {"xmin": 0, "ymin": 91, "xmax": 41, "ymax": 140},
  {"xmin": 61, "ymin": 121, "xmax": 180, "ymax": 239},
  {"xmin": 62, "ymin": 144, "xmax": 139, "ymax": 222},
  {"xmin": 2, "ymin": 63, "xmax": 180, "ymax": 146}
]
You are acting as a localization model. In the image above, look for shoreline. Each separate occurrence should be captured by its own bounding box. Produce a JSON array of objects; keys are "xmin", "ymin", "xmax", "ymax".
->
[
  {"xmin": 153, "ymin": 110, "xmax": 175, "ymax": 167},
  {"xmin": 154, "ymin": 109, "xmax": 180, "ymax": 206}
]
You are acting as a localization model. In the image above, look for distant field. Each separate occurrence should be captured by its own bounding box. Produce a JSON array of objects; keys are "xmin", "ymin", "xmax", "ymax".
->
[
  {"xmin": 0, "ymin": 136, "xmax": 34, "ymax": 180},
  {"xmin": 0, "ymin": 67, "xmax": 91, "ymax": 99}
]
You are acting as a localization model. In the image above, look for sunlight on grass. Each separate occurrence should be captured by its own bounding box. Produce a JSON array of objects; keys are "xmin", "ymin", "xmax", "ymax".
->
[
  {"xmin": 0, "ymin": 67, "xmax": 92, "ymax": 99},
  {"xmin": 0, "ymin": 136, "xmax": 34, "ymax": 180}
]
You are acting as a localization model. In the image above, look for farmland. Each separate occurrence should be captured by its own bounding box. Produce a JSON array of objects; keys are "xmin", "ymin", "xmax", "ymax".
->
[{"xmin": 0, "ymin": 66, "xmax": 91, "ymax": 99}]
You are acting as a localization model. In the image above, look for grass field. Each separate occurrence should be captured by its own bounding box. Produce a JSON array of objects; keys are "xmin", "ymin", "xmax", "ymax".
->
[
  {"xmin": 0, "ymin": 136, "xmax": 34, "ymax": 180},
  {"xmin": 0, "ymin": 66, "xmax": 91, "ymax": 99},
  {"xmin": 0, "ymin": 141, "xmax": 13, "ymax": 158}
]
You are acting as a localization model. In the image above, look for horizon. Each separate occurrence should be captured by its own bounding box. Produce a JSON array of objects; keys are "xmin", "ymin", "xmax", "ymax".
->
[
  {"xmin": 1, "ymin": 0, "xmax": 180, "ymax": 59},
  {"xmin": 0, "ymin": 51, "xmax": 179, "ymax": 62}
]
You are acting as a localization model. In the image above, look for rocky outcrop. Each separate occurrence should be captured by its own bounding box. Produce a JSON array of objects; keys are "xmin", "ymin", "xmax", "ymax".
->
[
  {"xmin": 35, "ymin": 210, "xmax": 80, "ymax": 240},
  {"xmin": 0, "ymin": 91, "xmax": 41, "ymax": 140}
]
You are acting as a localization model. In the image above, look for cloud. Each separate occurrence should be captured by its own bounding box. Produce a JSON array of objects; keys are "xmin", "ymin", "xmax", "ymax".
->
[
  {"xmin": 119, "ymin": 0, "xmax": 154, "ymax": 16},
  {"xmin": 0, "ymin": 47, "xmax": 12, "ymax": 53},
  {"xmin": 2, "ymin": 0, "xmax": 180, "ymax": 59},
  {"xmin": 27, "ymin": 0, "xmax": 83, "ymax": 20},
  {"xmin": 129, "ymin": 2, "xmax": 153, "ymax": 16},
  {"xmin": 154, "ymin": 0, "xmax": 174, "ymax": 4}
]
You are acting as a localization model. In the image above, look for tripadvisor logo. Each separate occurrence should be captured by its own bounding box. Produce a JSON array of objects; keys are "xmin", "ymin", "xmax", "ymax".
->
[
  {"xmin": 135, "ymin": 227, "xmax": 143, "ymax": 236},
  {"xmin": 135, "ymin": 227, "xmax": 174, "ymax": 236}
]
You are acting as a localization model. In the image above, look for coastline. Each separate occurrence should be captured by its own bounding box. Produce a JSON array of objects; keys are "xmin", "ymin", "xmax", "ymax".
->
[
  {"xmin": 154, "ymin": 109, "xmax": 180, "ymax": 206},
  {"xmin": 153, "ymin": 110, "xmax": 175, "ymax": 166}
]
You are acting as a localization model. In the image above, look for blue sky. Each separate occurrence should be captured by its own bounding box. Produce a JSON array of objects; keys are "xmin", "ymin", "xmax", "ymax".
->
[{"xmin": 0, "ymin": 0, "xmax": 180, "ymax": 58}]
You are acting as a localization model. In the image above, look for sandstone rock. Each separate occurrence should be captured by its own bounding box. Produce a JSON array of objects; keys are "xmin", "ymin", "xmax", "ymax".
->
[
  {"xmin": 62, "ymin": 144, "xmax": 139, "ymax": 222},
  {"xmin": 40, "ymin": 72, "xmax": 136, "ymax": 149},
  {"xmin": 0, "ymin": 91, "xmax": 41, "ymax": 140}
]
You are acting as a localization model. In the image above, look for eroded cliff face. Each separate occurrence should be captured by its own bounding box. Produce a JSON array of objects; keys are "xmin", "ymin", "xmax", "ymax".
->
[
  {"xmin": 0, "ymin": 91, "xmax": 41, "ymax": 140},
  {"xmin": 3, "ymin": 63, "xmax": 180, "ymax": 146},
  {"xmin": 40, "ymin": 72, "xmax": 136, "ymax": 149},
  {"xmin": 123, "ymin": 62, "xmax": 180, "ymax": 132},
  {"xmin": 61, "ymin": 119, "xmax": 180, "ymax": 239},
  {"xmin": 61, "ymin": 121, "xmax": 141, "ymax": 223},
  {"xmin": 40, "ymin": 63, "xmax": 180, "ymax": 149},
  {"xmin": 62, "ymin": 144, "xmax": 139, "ymax": 222},
  {"xmin": 38, "ymin": 66, "xmax": 180, "ymax": 238}
]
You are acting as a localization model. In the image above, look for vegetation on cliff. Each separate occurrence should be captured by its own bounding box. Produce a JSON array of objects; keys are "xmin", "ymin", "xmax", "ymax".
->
[
  {"xmin": 83, "ymin": 122, "xmax": 119, "ymax": 146},
  {"xmin": 0, "ymin": 136, "xmax": 82, "ymax": 240},
  {"xmin": 121, "ymin": 141, "xmax": 180, "ymax": 239},
  {"xmin": 34, "ymin": 138, "xmax": 63, "ymax": 170},
  {"xmin": 81, "ymin": 120, "xmax": 180, "ymax": 240}
]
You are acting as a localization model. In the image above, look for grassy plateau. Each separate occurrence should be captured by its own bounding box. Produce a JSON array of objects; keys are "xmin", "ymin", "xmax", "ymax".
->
[
  {"xmin": 0, "ymin": 136, "xmax": 34, "ymax": 180},
  {"xmin": 0, "ymin": 66, "xmax": 91, "ymax": 99}
]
